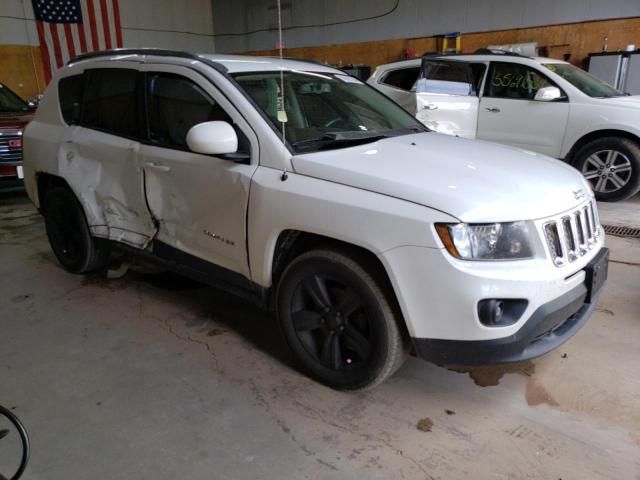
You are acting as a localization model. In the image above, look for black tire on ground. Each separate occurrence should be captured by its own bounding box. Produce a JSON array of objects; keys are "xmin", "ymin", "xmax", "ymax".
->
[
  {"xmin": 43, "ymin": 186, "xmax": 109, "ymax": 274},
  {"xmin": 276, "ymin": 248, "xmax": 409, "ymax": 390},
  {"xmin": 573, "ymin": 136, "xmax": 640, "ymax": 202}
]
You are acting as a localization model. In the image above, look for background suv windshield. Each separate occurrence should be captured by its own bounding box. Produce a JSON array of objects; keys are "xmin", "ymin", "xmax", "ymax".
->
[
  {"xmin": 543, "ymin": 63, "xmax": 623, "ymax": 98},
  {"xmin": 233, "ymin": 71, "xmax": 424, "ymax": 152},
  {"xmin": 0, "ymin": 83, "xmax": 30, "ymax": 113}
]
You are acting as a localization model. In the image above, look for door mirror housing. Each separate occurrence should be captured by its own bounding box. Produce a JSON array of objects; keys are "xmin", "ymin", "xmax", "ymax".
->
[
  {"xmin": 186, "ymin": 121, "xmax": 238, "ymax": 155},
  {"xmin": 534, "ymin": 86, "xmax": 563, "ymax": 102}
]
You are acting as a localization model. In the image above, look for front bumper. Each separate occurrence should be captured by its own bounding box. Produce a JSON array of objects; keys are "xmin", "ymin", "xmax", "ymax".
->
[
  {"xmin": 413, "ymin": 283, "xmax": 592, "ymax": 365},
  {"xmin": 411, "ymin": 247, "xmax": 608, "ymax": 365}
]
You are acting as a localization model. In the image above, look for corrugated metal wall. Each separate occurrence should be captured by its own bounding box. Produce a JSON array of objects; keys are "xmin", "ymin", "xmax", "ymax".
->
[
  {"xmin": 0, "ymin": 0, "xmax": 215, "ymax": 51},
  {"xmin": 211, "ymin": 0, "xmax": 640, "ymax": 53}
]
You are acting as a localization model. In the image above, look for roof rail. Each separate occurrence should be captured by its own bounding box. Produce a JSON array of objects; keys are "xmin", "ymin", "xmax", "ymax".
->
[
  {"xmin": 67, "ymin": 48, "xmax": 228, "ymax": 73},
  {"xmin": 473, "ymin": 48, "xmax": 530, "ymax": 58},
  {"xmin": 266, "ymin": 56, "xmax": 329, "ymax": 67},
  {"xmin": 419, "ymin": 49, "xmax": 532, "ymax": 60}
]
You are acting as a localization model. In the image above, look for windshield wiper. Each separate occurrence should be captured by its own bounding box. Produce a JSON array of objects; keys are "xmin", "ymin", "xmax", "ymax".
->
[{"xmin": 292, "ymin": 127, "xmax": 424, "ymax": 151}]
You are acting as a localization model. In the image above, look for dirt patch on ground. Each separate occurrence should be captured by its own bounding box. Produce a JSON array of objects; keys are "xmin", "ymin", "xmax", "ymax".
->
[
  {"xmin": 11, "ymin": 294, "xmax": 33, "ymax": 304},
  {"xmin": 207, "ymin": 328, "xmax": 227, "ymax": 337},
  {"xmin": 416, "ymin": 417, "xmax": 433, "ymax": 432},
  {"xmin": 596, "ymin": 307, "xmax": 615, "ymax": 316}
]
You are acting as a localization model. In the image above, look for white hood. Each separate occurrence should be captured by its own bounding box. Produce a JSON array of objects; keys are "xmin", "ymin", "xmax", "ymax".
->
[
  {"xmin": 596, "ymin": 95, "xmax": 640, "ymax": 109},
  {"xmin": 291, "ymin": 133, "xmax": 589, "ymax": 223}
]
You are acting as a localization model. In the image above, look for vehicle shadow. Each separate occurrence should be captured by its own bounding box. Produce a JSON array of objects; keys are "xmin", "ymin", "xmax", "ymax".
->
[{"xmin": 127, "ymin": 269, "xmax": 295, "ymax": 369}]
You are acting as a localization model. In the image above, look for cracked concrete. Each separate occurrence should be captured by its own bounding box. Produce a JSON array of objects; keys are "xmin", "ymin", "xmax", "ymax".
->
[{"xmin": 1, "ymin": 193, "xmax": 639, "ymax": 480}]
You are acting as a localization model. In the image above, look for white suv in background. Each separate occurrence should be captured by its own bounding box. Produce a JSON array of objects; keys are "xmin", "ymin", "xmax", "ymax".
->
[
  {"xmin": 24, "ymin": 50, "xmax": 607, "ymax": 390},
  {"xmin": 369, "ymin": 52, "xmax": 640, "ymax": 202}
]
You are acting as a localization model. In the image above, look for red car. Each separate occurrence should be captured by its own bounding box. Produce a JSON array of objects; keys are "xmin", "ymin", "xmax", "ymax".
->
[{"xmin": 0, "ymin": 82, "xmax": 35, "ymax": 191}]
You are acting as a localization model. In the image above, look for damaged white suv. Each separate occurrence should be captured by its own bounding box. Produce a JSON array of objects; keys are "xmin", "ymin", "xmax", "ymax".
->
[{"xmin": 24, "ymin": 50, "xmax": 608, "ymax": 390}]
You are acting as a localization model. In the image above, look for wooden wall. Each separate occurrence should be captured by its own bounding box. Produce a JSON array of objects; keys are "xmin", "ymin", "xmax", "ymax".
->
[
  {"xmin": 243, "ymin": 17, "xmax": 640, "ymax": 70},
  {"xmin": 1, "ymin": 16, "xmax": 639, "ymax": 100},
  {"xmin": 0, "ymin": 45, "xmax": 46, "ymax": 101}
]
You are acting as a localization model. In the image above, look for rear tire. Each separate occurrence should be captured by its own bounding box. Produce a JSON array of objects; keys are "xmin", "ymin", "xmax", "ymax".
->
[
  {"xmin": 43, "ymin": 186, "xmax": 108, "ymax": 274},
  {"xmin": 573, "ymin": 137, "xmax": 640, "ymax": 202},
  {"xmin": 276, "ymin": 248, "xmax": 408, "ymax": 390}
]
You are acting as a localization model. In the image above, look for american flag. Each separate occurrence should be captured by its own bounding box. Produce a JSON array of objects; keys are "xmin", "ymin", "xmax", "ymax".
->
[{"xmin": 32, "ymin": 0, "xmax": 123, "ymax": 84}]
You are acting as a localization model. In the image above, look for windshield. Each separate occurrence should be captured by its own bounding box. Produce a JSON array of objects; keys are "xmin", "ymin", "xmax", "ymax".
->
[
  {"xmin": 232, "ymin": 71, "xmax": 426, "ymax": 153},
  {"xmin": 543, "ymin": 63, "xmax": 624, "ymax": 98},
  {"xmin": 0, "ymin": 83, "xmax": 30, "ymax": 113}
]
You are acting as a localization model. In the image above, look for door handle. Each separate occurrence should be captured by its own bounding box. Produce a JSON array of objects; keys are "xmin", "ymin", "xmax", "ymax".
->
[
  {"xmin": 144, "ymin": 161, "xmax": 171, "ymax": 172},
  {"xmin": 485, "ymin": 107, "xmax": 501, "ymax": 113},
  {"xmin": 424, "ymin": 104, "xmax": 439, "ymax": 110}
]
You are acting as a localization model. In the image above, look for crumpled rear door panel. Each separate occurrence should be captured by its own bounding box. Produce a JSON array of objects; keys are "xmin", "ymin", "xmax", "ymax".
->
[{"xmin": 64, "ymin": 126, "xmax": 156, "ymax": 247}]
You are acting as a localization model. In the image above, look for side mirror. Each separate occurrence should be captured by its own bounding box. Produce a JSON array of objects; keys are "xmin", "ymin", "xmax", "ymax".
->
[
  {"xmin": 186, "ymin": 121, "xmax": 238, "ymax": 155},
  {"xmin": 534, "ymin": 86, "xmax": 563, "ymax": 102}
]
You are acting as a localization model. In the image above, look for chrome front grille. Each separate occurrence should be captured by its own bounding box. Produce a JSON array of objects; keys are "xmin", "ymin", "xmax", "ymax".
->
[
  {"xmin": 544, "ymin": 200, "xmax": 601, "ymax": 267},
  {"xmin": 0, "ymin": 131, "xmax": 23, "ymax": 163}
]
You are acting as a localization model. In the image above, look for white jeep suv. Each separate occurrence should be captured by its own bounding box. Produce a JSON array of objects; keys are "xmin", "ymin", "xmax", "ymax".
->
[
  {"xmin": 23, "ymin": 49, "xmax": 608, "ymax": 390},
  {"xmin": 368, "ymin": 52, "xmax": 640, "ymax": 202}
]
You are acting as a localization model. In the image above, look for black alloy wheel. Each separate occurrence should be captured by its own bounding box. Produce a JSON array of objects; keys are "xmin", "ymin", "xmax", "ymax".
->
[
  {"xmin": 277, "ymin": 249, "xmax": 408, "ymax": 390},
  {"xmin": 43, "ymin": 186, "xmax": 108, "ymax": 273}
]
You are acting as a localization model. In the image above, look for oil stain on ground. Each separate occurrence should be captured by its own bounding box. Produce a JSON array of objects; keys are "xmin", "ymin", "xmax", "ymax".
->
[
  {"xmin": 525, "ymin": 380, "xmax": 559, "ymax": 407},
  {"xmin": 448, "ymin": 361, "xmax": 535, "ymax": 387}
]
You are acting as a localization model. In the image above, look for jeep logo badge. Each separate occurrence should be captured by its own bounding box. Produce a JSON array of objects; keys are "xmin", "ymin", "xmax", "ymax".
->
[{"xmin": 573, "ymin": 189, "xmax": 585, "ymax": 200}]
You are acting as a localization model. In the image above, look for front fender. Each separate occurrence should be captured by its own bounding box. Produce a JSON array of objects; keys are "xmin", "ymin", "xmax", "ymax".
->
[{"xmin": 247, "ymin": 167, "xmax": 458, "ymax": 288}]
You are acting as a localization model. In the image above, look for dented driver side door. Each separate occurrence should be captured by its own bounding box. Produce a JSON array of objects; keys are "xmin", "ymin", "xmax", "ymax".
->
[
  {"xmin": 68, "ymin": 65, "xmax": 156, "ymax": 247},
  {"xmin": 138, "ymin": 64, "xmax": 259, "ymax": 279}
]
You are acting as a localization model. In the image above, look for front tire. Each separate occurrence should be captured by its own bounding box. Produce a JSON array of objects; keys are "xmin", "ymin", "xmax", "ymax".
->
[
  {"xmin": 43, "ymin": 186, "xmax": 108, "ymax": 273},
  {"xmin": 574, "ymin": 137, "xmax": 640, "ymax": 202},
  {"xmin": 277, "ymin": 248, "xmax": 408, "ymax": 390}
]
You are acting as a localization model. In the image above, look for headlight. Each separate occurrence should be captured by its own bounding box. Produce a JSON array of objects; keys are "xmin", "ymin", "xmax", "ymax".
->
[{"xmin": 435, "ymin": 222, "xmax": 534, "ymax": 260}]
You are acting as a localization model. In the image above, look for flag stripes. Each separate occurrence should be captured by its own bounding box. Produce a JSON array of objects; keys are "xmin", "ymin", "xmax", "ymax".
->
[{"xmin": 32, "ymin": 0, "xmax": 123, "ymax": 84}]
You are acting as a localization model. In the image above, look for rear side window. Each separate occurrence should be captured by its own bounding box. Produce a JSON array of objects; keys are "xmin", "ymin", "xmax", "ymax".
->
[
  {"xmin": 417, "ymin": 60, "xmax": 484, "ymax": 96},
  {"xmin": 380, "ymin": 67, "xmax": 420, "ymax": 91},
  {"xmin": 58, "ymin": 74, "xmax": 84, "ymax": 125},
  {"xmin": 146, "ymin": 73, "xmax": 243, "ymax": 150},
  {"xmin": 82, "ymin": 69, "xmax": 139, "ymax": 137}
]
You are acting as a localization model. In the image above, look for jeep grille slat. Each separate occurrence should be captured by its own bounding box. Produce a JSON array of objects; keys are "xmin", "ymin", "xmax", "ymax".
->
[{"xmin": 544, "ymin": 200, "xmax": 601, "ymax": 267}]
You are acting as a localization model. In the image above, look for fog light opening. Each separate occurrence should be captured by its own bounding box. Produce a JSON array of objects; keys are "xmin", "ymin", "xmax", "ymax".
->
[{"xmin": 478, "ymin": 299, "xmax": 528, "ymax": 327}]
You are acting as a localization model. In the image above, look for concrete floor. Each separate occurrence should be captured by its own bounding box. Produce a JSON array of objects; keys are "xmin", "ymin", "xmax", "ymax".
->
[
  {"xmin": 598, "ymin": 194, "xmax": 640, "ymax": 229},
  {"xmin": 1, "ymin": 192, "xmax": 639, "ymax": 480}
]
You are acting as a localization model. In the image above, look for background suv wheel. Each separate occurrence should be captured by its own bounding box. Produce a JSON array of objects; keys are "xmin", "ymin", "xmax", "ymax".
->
[{"xmin": 574, "ymin": 137, "xmax": 640, "ymax": 202}]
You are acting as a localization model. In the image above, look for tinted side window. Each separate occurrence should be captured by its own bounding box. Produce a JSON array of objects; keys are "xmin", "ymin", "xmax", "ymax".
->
[
  {"xmin": 82, "ymin": 69, "xmax": 139, "ymax": 137},
  {"xmin": 485, "ymin": 62, "xmax": 557, "ymax": 100},
  {"xmin": 381, "ymin": 67, "xmax": 420, "ymax": 91},
  {"xmin": 147, "ymin": 73, "xmax": 242, "ymax": 150},
  {"xmin": 58, "ymin": 74, "xmax": 84, "ymax": 125}
]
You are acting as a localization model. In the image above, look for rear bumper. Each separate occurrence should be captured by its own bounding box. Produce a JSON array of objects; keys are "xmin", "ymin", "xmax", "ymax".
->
[{"xmin": 412, "ymin": 280, "xmax": 599, "ymax": 366}]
